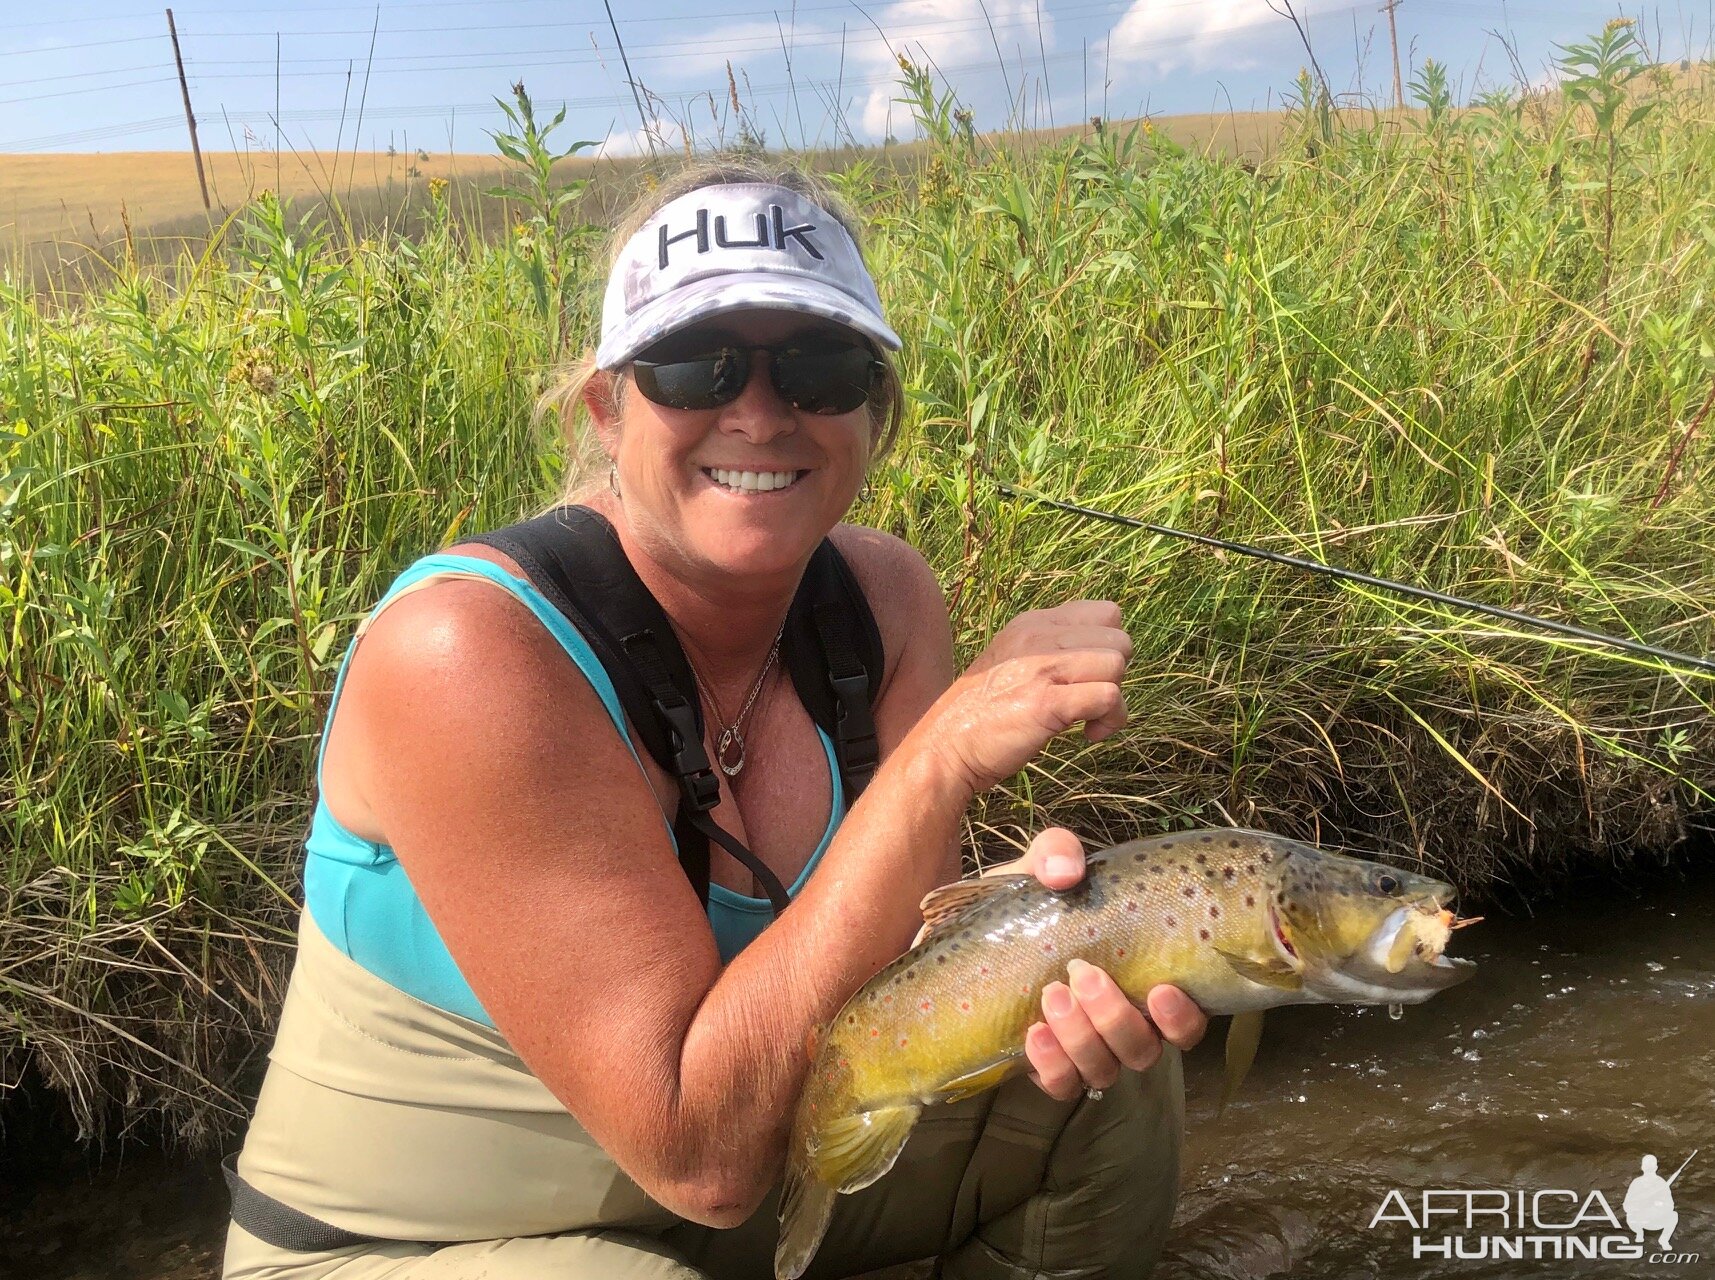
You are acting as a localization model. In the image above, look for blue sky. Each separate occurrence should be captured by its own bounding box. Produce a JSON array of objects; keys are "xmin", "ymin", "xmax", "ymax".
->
[{"xmin": 1, "ymin": 1, "xmax": 1704, "ymax": 154}]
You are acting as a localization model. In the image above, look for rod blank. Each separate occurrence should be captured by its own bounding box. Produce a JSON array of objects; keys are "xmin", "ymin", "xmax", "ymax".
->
[{"xmin": 995, "ymin": 485, "xmax": 1715, "ymax": 677}]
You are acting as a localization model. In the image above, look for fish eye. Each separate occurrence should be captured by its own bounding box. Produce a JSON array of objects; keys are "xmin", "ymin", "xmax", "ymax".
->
[{"xmin": 1376, "ymin": 873, "xmax": 1400, "ymax": 894}]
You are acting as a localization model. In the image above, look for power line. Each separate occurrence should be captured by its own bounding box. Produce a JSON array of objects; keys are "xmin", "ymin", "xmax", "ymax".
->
[
  {"xmin": 0, "ymin": 0, "xmax": 1143, "ymax": 94},
  {"xmin": 0, "ymin": 0, "xmax": 1171, "ymax": 63},
  {"xmin": 0, "ymin": 2, "xmax": 1341, "ymax": 154}
]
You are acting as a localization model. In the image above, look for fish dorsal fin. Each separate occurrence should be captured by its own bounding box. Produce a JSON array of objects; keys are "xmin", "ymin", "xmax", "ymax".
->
[
  {"xmin": 1220, "ymin": 1010, "xmax": 1266, "ymax": 1116},
  {"xmin": 1216, "ymin": 948, "xmax": 1303, "ymax": 991},
  {"xmin": 917, "ymin": 874, "xmax": 1031, "ymax": 941},
  {"xmin": 811, "ymin": 1103, "xmax": 921, "ymax": 1193},
  {"xmin": 932, "ymin": 1053, "xmax": 1027, "ymax": 1105}
]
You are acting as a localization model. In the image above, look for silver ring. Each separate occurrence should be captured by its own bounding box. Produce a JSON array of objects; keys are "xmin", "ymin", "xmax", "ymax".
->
[{"xmin": 1084, "ymin": 1086, "xmax": 1104, "ymax": 1102}]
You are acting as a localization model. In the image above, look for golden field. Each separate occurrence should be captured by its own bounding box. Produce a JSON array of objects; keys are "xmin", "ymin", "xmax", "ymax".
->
[{"xmin": 1, "ymin": 110, "xmax": 1287, "ymax": 269}]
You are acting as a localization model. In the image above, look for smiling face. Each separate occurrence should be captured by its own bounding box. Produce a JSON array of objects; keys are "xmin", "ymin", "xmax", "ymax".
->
[{"xmin": 583, "ymin": 308, "xmax": 879, "ymax": 588}]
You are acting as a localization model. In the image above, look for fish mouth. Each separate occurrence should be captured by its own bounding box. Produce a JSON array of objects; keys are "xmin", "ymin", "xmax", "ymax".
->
[{"xmin": 1355, "ymin": 902, "xmax": 1477, "ymax": 992}]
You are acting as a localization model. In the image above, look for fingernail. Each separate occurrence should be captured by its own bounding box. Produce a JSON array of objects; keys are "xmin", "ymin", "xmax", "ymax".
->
[
  {"xmin": 1047, "ymin": 853, "xmax": 1081, "ymax": 879},
  {"xmin": 1045, "ymin": 983, "xmax": 1073, "ymax": 1017},
  {"xmin": 1068, "ymin": 958, "xmax": 1102, "ymax": 999}
]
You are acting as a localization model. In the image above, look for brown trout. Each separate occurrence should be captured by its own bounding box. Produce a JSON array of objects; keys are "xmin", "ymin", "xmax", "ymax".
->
[{"xmin": 775, "ymin": 828, "xmax": 1477, "ymax": 1279}]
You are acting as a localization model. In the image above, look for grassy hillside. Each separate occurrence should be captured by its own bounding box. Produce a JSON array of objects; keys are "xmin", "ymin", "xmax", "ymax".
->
[{"xmin": 4, "ymin": 29, "xmax": 1714, "ymax": 1143}]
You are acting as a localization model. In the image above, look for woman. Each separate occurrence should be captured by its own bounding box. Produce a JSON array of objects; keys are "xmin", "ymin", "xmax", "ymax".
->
[{"xmin": 223, "ymin": 163, "xmax": 1206, "ymax": 1280}]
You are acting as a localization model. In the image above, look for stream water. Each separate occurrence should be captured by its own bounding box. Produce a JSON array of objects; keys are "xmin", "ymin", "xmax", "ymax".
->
[
  {"xmin": 1158, "ymin": 860, "xmax": 1714, "ymax": 1279},
  {"xmin": 5, "ymin": 861, "xmax": 1711, "ymax": 1280}
]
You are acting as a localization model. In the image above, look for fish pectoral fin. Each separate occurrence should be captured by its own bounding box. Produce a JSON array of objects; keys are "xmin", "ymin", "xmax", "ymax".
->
[
  {"xmin": 933, "ymin": 1054, "xmax": 1027, "ymax": 1105},
  {"xmin": 1220, "ymin": 1010, "xmax": 1266, "ymax": 1117},
  {"xmin": 916, "ymin": 874, "xmax": 1032, "ymax": 941},
  {"xmin": 812, "ymin": 1103, "xmax": 922, "ymax": 1194},
  {"xmin": 1216, "ymin": 948, "xmax": 1303, "ymax": 991}
]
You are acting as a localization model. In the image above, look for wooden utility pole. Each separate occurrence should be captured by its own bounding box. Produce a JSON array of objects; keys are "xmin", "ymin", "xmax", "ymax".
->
[
  {"xmin": 1381, "ymin": 0, "xmax": 1404, "ymax": 110},
  {"xmin": 166, "ymin": 8, "xmax": 210, "ymax": 209}
]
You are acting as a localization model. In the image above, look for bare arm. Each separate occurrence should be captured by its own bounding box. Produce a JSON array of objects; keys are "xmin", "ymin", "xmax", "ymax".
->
[{"xmin": 339, "ymin": 540, "xmax": 1138, "ymax": 1227}]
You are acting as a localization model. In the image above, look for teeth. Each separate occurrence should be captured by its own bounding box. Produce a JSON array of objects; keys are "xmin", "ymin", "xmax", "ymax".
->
[{"xmin": 706, "ymin": 468, "xmax": 799, "ymax": 492}]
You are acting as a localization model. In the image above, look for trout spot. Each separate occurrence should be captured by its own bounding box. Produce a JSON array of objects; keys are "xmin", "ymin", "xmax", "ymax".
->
[
  {"xmin": 1165, "ymin": 914, "xmax": 1176, "ymax": 928},
  {"xmin": 920, "ymin": 1000, "xmax": 931, "ymax": 1012},
  {"xmin": 1245, "ymin": 894, "xmax": 1256, "ymax": 907},
  {"xmin": 1117, "ymin": 947, "xmax": 1127, "ymax": 957},
  {"xmin": 1229, "ymin": 839, "xmax": 1241, "ymax": 849},
  {"xmin": 1182, "ymin": 885, "xmax": 1196, "ymax": 898},
  {"xmin": 1210, "ymin": 904, "xmax": 1221, "ymax": 919},
  {"xmin": 1126, "ymin": 900, "xmax": 1138, "ymax": 913},
  {"xmin": 900, "ymin": 1037, "xmax": 909, "ymax": 1047},
  {"xmin": 1223, "ymin": 867, "xmax": 1236, "ymax": 882},
  {"xmin": 1199, "ymin": 928, "xmax": 1211, "ymax": 940},
  {"xmin": 1161, "ymin": 841, "xmax": 1174, "ymax": 849},
  {"xmin": 1195, "ymin": 853, "xmax": 1207, "ymax": 865},
  {"xmin": 960, "ymin": 1000, "xmax": 971, "ymax": 1012}
]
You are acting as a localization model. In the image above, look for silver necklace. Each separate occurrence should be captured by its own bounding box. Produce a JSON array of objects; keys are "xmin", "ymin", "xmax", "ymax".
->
[{"xmin": 687, "ymin": 623, "xmax": 785, "ymax": 777}]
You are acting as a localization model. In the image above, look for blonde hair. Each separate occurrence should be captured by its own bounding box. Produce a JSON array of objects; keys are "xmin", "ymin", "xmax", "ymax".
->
[{"xmin": 535, "ymin": 158, "xmax": 906, "ymax": 504}]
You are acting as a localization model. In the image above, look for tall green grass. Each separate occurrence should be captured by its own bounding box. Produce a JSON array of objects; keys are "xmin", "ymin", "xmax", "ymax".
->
[{"xmin": 5, "ymin": 30, "xmax": 1713, "ymax": 1142}]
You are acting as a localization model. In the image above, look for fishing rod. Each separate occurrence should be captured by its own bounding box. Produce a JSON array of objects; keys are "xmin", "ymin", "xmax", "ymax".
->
[{"xmin": 994, "ymin": 484, "xmax": 1715, "ymax": 678}]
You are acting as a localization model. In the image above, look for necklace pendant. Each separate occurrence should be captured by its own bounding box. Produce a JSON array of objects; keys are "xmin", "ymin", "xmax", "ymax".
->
[{"xmin": 716, "ymin": 727, "xmax": 746, "ymax": 777}]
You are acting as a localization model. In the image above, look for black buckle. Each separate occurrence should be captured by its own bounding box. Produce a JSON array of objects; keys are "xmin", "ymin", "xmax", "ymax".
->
[
  {"xmin": 657, "ymin": 699, "xmax": 722, "ymax": 812},
  {"xmin": 829, "ymin": 672, "xmax": 879, "ymax": 778}
]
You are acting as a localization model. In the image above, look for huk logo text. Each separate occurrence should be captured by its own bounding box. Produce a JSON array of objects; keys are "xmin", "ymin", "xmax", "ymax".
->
[{"xmin": 658, "ymin": 207, "xmax": 824, "ymax": 269}]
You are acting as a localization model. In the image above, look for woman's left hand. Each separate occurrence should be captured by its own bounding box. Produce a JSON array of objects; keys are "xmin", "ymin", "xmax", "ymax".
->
[{"xmin": 992, "ymin": 827, "xmax": 1209, "ymax": 1101}]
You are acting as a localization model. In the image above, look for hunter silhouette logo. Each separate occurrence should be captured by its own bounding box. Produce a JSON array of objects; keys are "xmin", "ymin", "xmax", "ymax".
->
[
  {"xmin": 1367, "ymin": 1148, "xmax": 1700, "ymax": 1265},
  {"xmin": 1625, "ymin": 1151, "xmax": 1695, "ymax": 1252}
]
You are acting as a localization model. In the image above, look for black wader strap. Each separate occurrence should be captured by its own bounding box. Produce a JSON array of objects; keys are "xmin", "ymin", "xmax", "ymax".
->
[
  {"xmin": 223, "ymin": 1153, "xmax": 387, "ymax": 1252},
  {"xmin": 812, "ymin": 600, "xmax": 880, "ymax": 793},
  {"xmin": 464, "ymin": 506, "xmax": 881, "ymax": 918}
]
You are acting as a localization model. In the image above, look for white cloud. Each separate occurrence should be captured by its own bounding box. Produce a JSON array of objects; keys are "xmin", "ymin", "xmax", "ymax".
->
[
  {"xmin": 851, "ymin": 0, "xmax": 1056, "ymax": 138},
  {"xmin": 1105, "ymin": 0, "xmax": 1347, "ymax": 76},
  {"xmin": 593, "ymin": 120, "xmax": 686, "ymax": 159}
]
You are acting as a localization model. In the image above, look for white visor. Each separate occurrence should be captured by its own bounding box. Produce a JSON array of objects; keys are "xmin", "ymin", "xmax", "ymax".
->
[{"xmin": 595, "ymin": 183, "xmax": 901, "ymax": 370}]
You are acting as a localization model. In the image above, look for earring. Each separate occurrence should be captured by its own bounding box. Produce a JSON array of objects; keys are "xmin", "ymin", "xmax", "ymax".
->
[{"xmin": 609, "ymin": 464, "xmax": 621, "ymax": 498}]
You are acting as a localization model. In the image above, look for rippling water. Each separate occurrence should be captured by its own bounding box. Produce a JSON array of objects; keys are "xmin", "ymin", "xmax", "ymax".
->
[
  {"xmin": 6, "ymin": 865, "xmax": 1711, "ymax": 1280},
  {"xmin": 1160, "ymin": 865, "xmax": 1715, "ymax": 1279}
]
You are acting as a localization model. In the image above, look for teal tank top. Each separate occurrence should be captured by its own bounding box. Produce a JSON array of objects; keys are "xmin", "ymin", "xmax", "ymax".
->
[{"xmin": 302, "ymin": 552, "xmax": 845, "ymax": 1027}]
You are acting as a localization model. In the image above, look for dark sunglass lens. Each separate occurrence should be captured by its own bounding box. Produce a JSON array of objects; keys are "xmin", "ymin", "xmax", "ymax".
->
[
  {"xmin": 773, "ymin": 343, "xmax": 879, "ymax": 414},
  {"xmin": 635, "ymin": 348, "xmax": 749, "ymax": 409}
]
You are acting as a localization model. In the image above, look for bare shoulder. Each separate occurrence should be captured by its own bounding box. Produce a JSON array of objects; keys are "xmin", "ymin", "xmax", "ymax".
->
[{"xmin": 827, "ymin": 523, "xmax": 950, "ymax": 697}]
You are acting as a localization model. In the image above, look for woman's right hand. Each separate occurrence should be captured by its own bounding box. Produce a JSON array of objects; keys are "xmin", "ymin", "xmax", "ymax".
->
[{"xmin": 914, "ymin": 600, "xmax": 1134, "ymax": 795}]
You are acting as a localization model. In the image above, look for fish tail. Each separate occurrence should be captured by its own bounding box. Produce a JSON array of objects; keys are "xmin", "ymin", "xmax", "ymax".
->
[
  {"xmin": 775, "ymin": 1162, "xmax": 838, "ymax": 1280},
  {"xmin": 775, "ymin": 1103, "xmax": 920, "ymax": 1280}
]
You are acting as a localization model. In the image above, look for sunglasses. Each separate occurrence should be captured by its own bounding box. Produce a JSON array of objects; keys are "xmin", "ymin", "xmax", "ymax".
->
[{"xmin": 630, "ymin": 332, "xmax": 884, "ymax": 415}]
